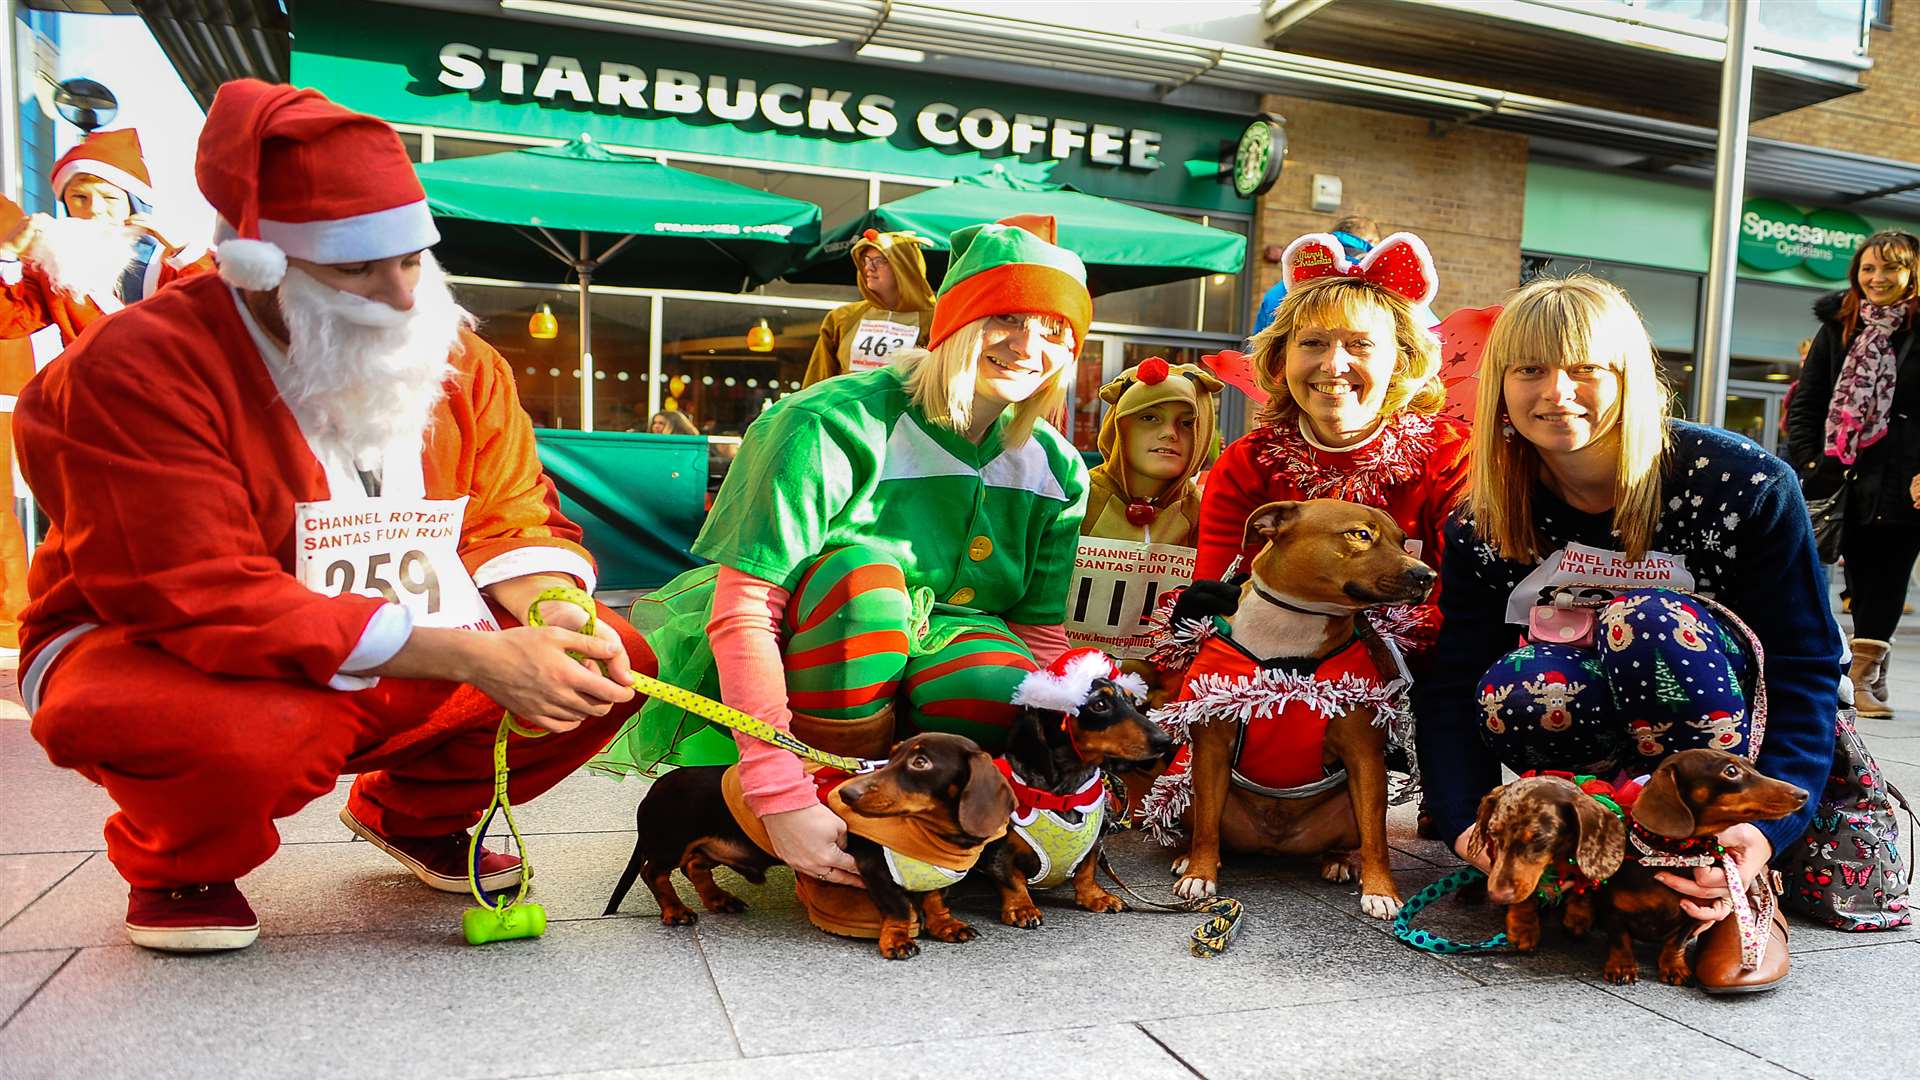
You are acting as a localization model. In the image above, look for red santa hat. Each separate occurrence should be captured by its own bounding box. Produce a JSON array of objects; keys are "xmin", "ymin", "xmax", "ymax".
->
[
  {"xmin": 1011, "ymin": 648, "xmax": 1149, "ymax": 714},
  {"xmin": 52, "ymin": 129, "xmax": 155, "ymax": 206},
  {"xmin": 196, "ymin": 79, "xmax": 439, "ymax": 291}
]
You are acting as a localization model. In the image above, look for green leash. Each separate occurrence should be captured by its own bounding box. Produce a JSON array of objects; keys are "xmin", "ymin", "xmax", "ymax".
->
[{"xmin": 1392, "ymin": 867, "xmax": 1508, "ymax": 954}]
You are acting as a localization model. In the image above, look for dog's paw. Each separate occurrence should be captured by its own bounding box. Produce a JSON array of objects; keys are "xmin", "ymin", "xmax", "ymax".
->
[
  {"xmin": 658, "ymin": 907, "xmax": 698, "ymax": 927},
  {"xmin": 1602, "ymin": 960, "xmax": 1639, "ymax": 985},
  {"xmin": 1000, "ymin": 902, "xmax": 1045, "ymax": 929},
  {"xmin": 700, "ymin": 894, "xmax": 747, "ymax": 915},
  {"xmin": 1174, "ymin": 874, "xmax": 1217, "ymax": 900},
  {"xmin": 879, "ymin": 934, "xmax": 921, "ymax": 960},
  {"xmin": 1170, "ymin": 854, "xmax": 1190, "ymax": 876},
  {"xmin": 1320, "ymin": 857, "xmax": 1355, "ymax": 884},
  {"xmin": 1077, "ymin": 888, "xmax": 1127, "ymax": 914},
  {"xmin": 1360, "ymin": 893, "xmax": 1402, "ymax": 921},
  {"xmin": 927, "ymin": 920, "xmax": 977, "ymax": 944},
  {"xmin": 1658, "ymin": 958, "xmax": 1691, "ymax": 986}
]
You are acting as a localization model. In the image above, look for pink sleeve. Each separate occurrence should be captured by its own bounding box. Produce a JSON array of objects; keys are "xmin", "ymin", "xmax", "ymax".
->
[
  {"xmin": 1008, "ymin": 621, "xmax": 1070, "ymax": 670},
  {"xmin": 710, "ymin": 566, "xmax": 817, "ymax": 817}
]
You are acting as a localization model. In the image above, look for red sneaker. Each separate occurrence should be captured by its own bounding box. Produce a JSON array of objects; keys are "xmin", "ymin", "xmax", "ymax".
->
[
  {"xmin": 125, "ymin": 882, "xmax": 259, "ymax": 952},
  {"xmin": 338, "ymin": 806, "xmax": 524, "ymax": 893}
]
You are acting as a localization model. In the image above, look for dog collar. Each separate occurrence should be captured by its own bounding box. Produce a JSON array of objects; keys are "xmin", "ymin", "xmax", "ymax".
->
[
  {"xmin": 1626, "ymin": 821, "xmax": 1721, "ymax": 868},
  {"xmin": 994, "ymin": 760, "xmax": 1106, "ymax": 816},
  {"xmin": 1247, "ymin": 582, "xmax": 1352, "ymax": 618}
]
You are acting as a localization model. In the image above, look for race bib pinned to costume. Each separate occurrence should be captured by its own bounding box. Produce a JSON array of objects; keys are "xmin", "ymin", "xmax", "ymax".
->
[
  {"xmin": 1504, "ymin": 541, "xmax": 1696, "ymax": 626},
  {"xmin": 848, "ymin": 316, "xmax": 919, "ymax": 371},
  {"xmin": 1065, "ymin": 536, "xmax": 1196, "ymax": 658},
  {"xmin": 296, "ymin": 495, "xmax": 500, "ymax": 631}
]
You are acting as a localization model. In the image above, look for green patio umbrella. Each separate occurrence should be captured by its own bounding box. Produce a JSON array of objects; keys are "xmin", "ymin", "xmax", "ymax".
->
[
  {"xmin": 415, "ymin": 137, "xmax": 822, "ymax": 418},
  {"xmin": 770, "ymin": 168, "xmax": 1245, "ymax": 295}
]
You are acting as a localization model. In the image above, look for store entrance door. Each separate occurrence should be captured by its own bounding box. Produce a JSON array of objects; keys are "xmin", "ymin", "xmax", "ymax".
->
[{"xmin": 1724, "ymin": 380, "xmax": 1787, "ymax": 455}]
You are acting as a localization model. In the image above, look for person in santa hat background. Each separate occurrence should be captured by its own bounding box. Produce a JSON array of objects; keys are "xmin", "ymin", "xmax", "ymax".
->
[
  {"xmin": 0, "ymin": 197, "xmax": 32, "ymax": 653},
  {"xmin": 0, "ymin": 128, "xmax": 213, "ymax": 347},
  {"xmin": 12, "ymin": 79, "xmax": 655, "ymax": 952}
]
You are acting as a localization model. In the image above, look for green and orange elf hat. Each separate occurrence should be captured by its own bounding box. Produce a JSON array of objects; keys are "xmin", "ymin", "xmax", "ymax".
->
[{"xmin": 925, "ymin": 213, "xmax": 1093, "ymax": 355}]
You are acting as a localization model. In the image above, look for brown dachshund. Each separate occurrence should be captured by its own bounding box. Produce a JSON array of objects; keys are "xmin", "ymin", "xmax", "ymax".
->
[
  {"xmin": 1598, "ymin": 749, "xmax": 1805, "ymax": 986},
  {"xmin": 606, "ymin": 732, "xmax": 1016, "ymax": 959},
  {"xmin": 1474, "ymin": 775, "xmax": 1627, "ymax": 953},
  {"xmin": 982, "ymin": 673, "xmax": 1175, "ymax": 928},
  {"xmin": 1171, "ymin": 499, "xmax": 1435, "ymax": 920}
]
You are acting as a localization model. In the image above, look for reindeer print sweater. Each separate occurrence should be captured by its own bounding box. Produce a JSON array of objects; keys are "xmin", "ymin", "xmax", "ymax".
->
[{"xmin": 1414, "ymin": 421, "xmax": 1843, "ymax": 857}]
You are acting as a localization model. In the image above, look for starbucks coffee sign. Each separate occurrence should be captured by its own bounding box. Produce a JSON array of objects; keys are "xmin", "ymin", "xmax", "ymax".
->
[{"xmin": 1738, "ymin": 198, "xmax": 1873, "ymax": 281}]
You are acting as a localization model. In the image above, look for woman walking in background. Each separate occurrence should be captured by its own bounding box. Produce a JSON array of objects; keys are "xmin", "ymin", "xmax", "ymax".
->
[{"xmin": 1786, "ymin": 230, "xmax": 1920, "ymax": 718}]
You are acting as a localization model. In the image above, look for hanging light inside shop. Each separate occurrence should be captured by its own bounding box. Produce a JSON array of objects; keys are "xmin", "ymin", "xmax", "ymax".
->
[
  {"xmin": 748, "ymin": 317, "xmax": 775, "ymax": 353},
  {"xmin": 528, "ymin": 303, "xmax": 558, "ymax": 340}
]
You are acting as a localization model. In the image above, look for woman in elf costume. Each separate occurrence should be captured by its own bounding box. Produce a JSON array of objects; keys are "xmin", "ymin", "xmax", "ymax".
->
[
  {"xmin": 1170, "ymin": 233, "xmax": 1469, "ymax": 659},
  {"xmin": 595, "ymin": 216, "xmax": 1091, "ymax": 886}
]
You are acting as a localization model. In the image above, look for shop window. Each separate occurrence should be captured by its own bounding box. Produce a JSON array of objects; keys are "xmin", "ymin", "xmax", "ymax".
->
[
  {"xmin": 397, "ymin": 131, "xmax": 423, "ymax": 163},
  {"xmin": 432, "ymin": 135, "xmax": 531, "ymax": 161},
  {"xmin": 1092, "ymin": 213, "xmax": 1247, "ymax": 337},
  {"xmin": 879, "ymin": 180, "xmax": 941, "ymax": 206},
  {"xmin": 454, "ymin": 281, "xmax": 582, "ymax": 429},
  {"xmin": 670, "ymin": 161, "xmax": 869, "ymax": 234},
  {"xmin": 586, "ymin": 291, "xmax": 654, "ymax": 433},
  {"xmin": 1731, "ymin": 279, "xmax": 1822, "ymax": 384},
  {"xmin": 658, "ymin": 298, "xmax": 821, "ymax": 436}
]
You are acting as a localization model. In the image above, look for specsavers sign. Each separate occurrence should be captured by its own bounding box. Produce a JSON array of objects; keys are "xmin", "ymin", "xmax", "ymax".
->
[
  {"xmin": 1738, "ymin": 198, "xmax": 1873, "ymax": 281},
  {"xmin": 290, "ymin": 0, "xmax": 1252, "ymax": 213}
]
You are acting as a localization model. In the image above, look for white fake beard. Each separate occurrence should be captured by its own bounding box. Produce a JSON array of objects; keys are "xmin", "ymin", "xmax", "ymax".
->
[
  {"xmin": 272, "ymin": 252, "xmax": 473, "ymax": 469},
  {"xmin": 28, "ymin": 216, "xmax": 139, "ymax": 302}
]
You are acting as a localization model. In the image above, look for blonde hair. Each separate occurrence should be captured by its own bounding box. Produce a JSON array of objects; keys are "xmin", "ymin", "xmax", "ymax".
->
[
  {"xmin": 899, "ymin": 316, "xmax": 1074, "ymax": 449},
  {"xmin": 1248, "ymin": 277, "xmax": 1443, "ymax": 429},
  {"xmin": 1468, "ymin": 274, "xmax": 1671, "ymax": 561}
]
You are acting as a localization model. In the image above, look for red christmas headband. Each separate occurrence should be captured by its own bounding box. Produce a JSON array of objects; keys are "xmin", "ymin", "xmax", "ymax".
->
[{"xmin": 1280, "ymin": 231, "xmax": 1438, "ymax": 308}]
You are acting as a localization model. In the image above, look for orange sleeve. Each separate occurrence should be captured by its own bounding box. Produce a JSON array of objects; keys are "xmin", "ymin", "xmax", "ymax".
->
[
  {"xmin": 0, "ymin": 268, "xmax": 54, "ymax": 340},
  {"xmin": 455, "ymin": 336, "xmax": 598, "ymax": 590},
  {"xmin": 13, "ymin": 319, "xmax": 383, "ymax": 684}
]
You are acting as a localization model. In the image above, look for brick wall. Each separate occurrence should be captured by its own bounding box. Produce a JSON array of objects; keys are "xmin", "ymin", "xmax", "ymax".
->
[
  {"xmin": 1752, "ymin": 23, "xmax": 1920, "ymax": 160},
  {"xmin": 1254, "ymin": 95, "xmax": 1528, "ymax": 320}
]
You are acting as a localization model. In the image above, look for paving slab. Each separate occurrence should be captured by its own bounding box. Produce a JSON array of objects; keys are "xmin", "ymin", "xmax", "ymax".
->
[
  {"xmin": 528, "ymin": 1023, "xmax": 1198, "ymax": 1080},
  {"xmin": 0, "ymin": 852, "xmax": 89, "ymax": 929},
  {"xmin": 692, "ymin": 832, "xmax": 1477, "ymax": 1058},
  {"xmin": 0, "ymin": 921, "xmax": 736, "ymax": 1080},
  {"xmin": 1143, "ymin": 980, "xmax": 1801, "ymax": 1079},
  {"xmin": 1584, "ymin": 939, "xmax": 1920, "ymax": 1078},
  {"xmin": 0, "ymin": 830, "xmax": 670, "ymax": 952},
  {"xmin": 0, "ymin": 948, "xmax": 69, "ymax": 1025},
  {"xmin": 0, "ymin": 719, "xmax": 118, "ymax": 854}
]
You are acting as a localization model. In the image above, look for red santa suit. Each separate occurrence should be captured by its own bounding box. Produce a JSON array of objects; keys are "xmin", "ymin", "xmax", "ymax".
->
[
  {"xmin": 13, "ymin": 82, "xmax": 655, "ymax": 890},
  {"xmin": 1193, "ymin": 410, "xmax": 1468, "ymax": 656},
  {"xmin": 0, "ymin": 128, "xmax": 214, "ymax": 346}
]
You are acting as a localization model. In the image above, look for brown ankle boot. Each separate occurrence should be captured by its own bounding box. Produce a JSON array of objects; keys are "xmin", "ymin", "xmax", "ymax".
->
[
  {"xmin": 1694, "ymin": 895, "xmax": 1789, "ymax": 994},
  {"xmin": 788, "ymin": 704, "xmax": 896, "ymax": 760},
  {"xmin": 1850, "ymin": 639, "xmax": 1893, "ymax": 718}
]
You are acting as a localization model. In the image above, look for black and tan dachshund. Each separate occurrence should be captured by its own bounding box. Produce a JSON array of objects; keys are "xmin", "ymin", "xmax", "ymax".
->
[
  {"xmin": 982, "ymin": 676, "xmax": 1174, "ymax": 928},
  {"xmin": 1599, "ymin": 749, "xmax": 1805, "ymax": 986},
  {"xmin": 605, "ymin": 731, "xmax": 1015, "ymax": 959}
]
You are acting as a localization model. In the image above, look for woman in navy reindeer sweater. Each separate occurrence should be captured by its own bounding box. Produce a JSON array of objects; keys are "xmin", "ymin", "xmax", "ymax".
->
[{"xmin": 1414, "ymin": 275, "xmax": 1842, "ymax": 994}]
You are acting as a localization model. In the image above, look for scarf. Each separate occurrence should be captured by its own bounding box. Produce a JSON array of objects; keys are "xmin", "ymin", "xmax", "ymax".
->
[{"xmin": 1824, "ymin": 299, "xmax": 1912, "ymax": 464}]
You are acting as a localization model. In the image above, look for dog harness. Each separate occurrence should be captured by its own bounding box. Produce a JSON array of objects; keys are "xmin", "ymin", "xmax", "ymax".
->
[
  {"xmin": 994, "ymin": 761, "xmax": 1107, "ymax": 888},
  {"xmin": 1168, "ymin": 630, "xmax": 1390, "ymax": 794},
  {"xmin": 1140, "ymin": 623, "xmax": 1409, "ymax": 844}
]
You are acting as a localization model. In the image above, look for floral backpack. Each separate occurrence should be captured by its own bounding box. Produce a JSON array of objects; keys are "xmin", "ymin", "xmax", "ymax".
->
[{"xmin": 1774, "ymin": 700, "xmax": 1912, "ymax": 931}]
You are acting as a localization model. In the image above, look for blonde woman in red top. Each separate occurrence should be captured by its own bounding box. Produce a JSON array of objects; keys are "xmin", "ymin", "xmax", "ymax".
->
[{"xmin": 1177, "ymin": 233, "xmax": 1469, "ymax": 657}]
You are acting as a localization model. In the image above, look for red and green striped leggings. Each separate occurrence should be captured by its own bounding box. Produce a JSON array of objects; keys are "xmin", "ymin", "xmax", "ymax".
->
[{"xmin": 781, "ymin": 545, "xmax": 1035, "ymax": 750}]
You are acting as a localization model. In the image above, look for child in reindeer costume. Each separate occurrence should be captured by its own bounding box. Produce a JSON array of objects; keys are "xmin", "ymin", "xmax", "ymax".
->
[{"xmin": 1067, "ymin": 358, "xmax": 1222, "ymax": 680}]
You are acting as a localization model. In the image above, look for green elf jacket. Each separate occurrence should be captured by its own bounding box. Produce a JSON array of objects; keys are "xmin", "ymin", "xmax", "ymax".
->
[{"xmin": 595, "ymin": 365, "xmax": 1089, "ymax": 772}]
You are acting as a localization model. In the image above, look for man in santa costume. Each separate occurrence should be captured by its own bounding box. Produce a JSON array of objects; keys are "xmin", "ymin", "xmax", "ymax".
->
[
  {"xmin": 12, "ymin": 79, "xmax": 651, "ymax": 952},
  {"xmin": 0, "ymin": 127, "xmax": 214, "ymax": 346}
]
